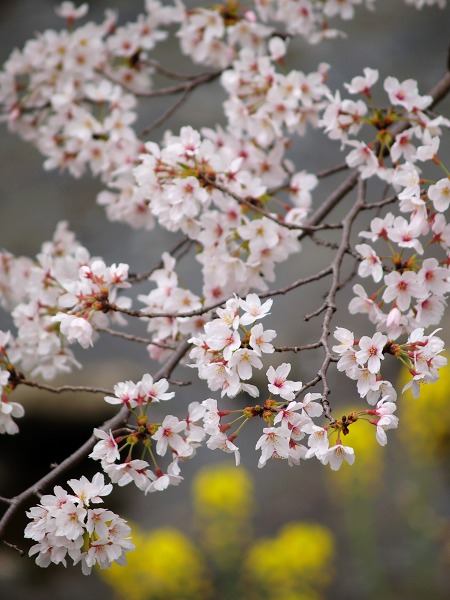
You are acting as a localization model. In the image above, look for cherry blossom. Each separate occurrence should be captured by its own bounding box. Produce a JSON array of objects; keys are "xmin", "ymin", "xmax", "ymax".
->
[{"xmin": 0, "ymin": 0, "xmax": 449, "ymax": 575}]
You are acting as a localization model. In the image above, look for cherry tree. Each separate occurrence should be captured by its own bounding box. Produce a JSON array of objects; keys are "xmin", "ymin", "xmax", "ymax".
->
[{"xmin": 0, "ymin": 0, "xmax": 449, "ymax": 575}]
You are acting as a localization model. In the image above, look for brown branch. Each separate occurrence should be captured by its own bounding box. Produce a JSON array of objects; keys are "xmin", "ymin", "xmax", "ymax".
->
[
  {"xmin": 106, "ymin": 299, "xmax": 221, "ymax": 320},
  {"xmin": 2, "ymin": 539, "xmax": 25, "ymax": 555},
  {"xmin": 315, "ymin": 162, "xmax": 348, "ymax": 179},
  {"xmin": 134, "ymin": 69, "xmax": 223, "ymax": 97},
  {"xmin": 260, "ymin": 266, "xmax": 333, "ymax": 299},
  {"xmin": 427, "ymin": 71, "xmax": 450, "ymax": 109},
  {"xmin": 18, "ymin": 380, "xmax": 113, "ymax": 395},
  {"xmin": 304, "ymin": 303, "xmax": 327, "ymax": 322},
  {"xmin": 141, "ymin": 87, "xmax": 192, "ymax": 137},
  {"xmin": 274, "ymin": 342, "xmax": 322, "ymax": 352},
  {"xmin": 202, "ymin": 175, "xmax": 342, "ymax": 233},
  {"xmin": 311, "ymin": 178, "xmax": 367, "ymax": 421},
  {"xmin": 95, "ymin": 326, "xmax": 176, "ymax": 349},
  {"xmin": 360, "ymin": 195, "xmax": 397, "ymax": 210},
  {"xmin": 143, "ymin": 59, "xmax": 204, "ymax": 81}
]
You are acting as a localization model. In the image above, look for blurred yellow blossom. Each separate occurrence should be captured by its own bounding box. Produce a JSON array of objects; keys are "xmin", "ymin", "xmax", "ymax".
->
[
  {"xmin": 99, "ymin": 525, "xmax": 211, "ymax": 600},
  {"xmin": 193, "ymin": 462, "xmax": 254, "ymax": 517},
  {"xmin": 399, "ymin": 360, "xmax": 450, "ymax": 463},
  {"xmin": 242, "ymin": 522, "xmax": 335, "ymax": 600},
  {"xmin": 192, "ymin": 462, "xmax": 254, "ymax": 570}
]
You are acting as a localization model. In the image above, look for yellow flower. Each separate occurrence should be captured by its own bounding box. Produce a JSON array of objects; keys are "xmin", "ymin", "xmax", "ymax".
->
[
  {"xmin": 192, "ymin": 462, "xmax": 254, "ymax": 568},
  {"xmin": 99, "ymin": 524, "xmax": 211, "ymax": 600},
  {"xmin": 243, "ymin": 522, "xmax": 335, "ymax": 600},
  {"xmin": 192, "ymin": 462, "xmax": 253, "ymax": 517},
  {"xmin": 398, "ymin": 359, "xmax": 450, "ymax": 463}
]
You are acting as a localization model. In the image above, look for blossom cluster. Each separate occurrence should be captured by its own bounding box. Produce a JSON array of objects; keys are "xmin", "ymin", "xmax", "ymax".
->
[
  {"xmin": 186, "ymin": 295, "xmax": 404, "ymax": 469},
  {"xmin": 25, "ymin": 473, "xmax": 134, "ymax": 574},
  {"xmin": 188, "ymin": 293, "xmax": 275, "ymax": 396},
  {"xmin": 90, "ymin": 294, "xmax": 410, "ymax": 477},
  {"xmin": 334, "ymin": 326, "xmax": 446, "ymax": 400},
  {"xmin": 0, "ymin": 331, "xmax": 24, "ymax": 434},
  {"xmin": 0, "ymin": 222, "xmax": 131, "ymax": 380}
]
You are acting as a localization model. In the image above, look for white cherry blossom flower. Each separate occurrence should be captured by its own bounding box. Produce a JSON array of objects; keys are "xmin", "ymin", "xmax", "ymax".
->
[
  {"xmin": 152, "ymin": 415, "xmax": 192, "ymax": 458},
  {"xmin": 318, "ymin": 443, "xmax": 355, "ymax": 470},
  {"xmin": 255, "ymin": 427, "xmax": 290, "ymax": 468},
  {"xmin": 239, "ymin": 293, "xmax": 273, "ymax": 325},
  {"xmin": 207, "ymin": 432, "xmax": 241, "ymax": 465},
  {"xmin": 355, "ymin": 332, "xmax": 388, "ymax": 374},
  {"xmin": 249, "ymin": 323, "xmax": 276, "ymax": 355}
]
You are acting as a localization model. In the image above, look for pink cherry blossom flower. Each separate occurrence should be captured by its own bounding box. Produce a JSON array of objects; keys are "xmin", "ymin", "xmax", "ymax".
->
[
  {"xmin": 267, "ymin": 363, "xmax": 302, "ymax": 401},
  {"xmin": 344, "ymin": 68, "xmax": 379, "ymax": 95},
  {"xmin": 152, "ymin": 415, "xmax": 192, "ymax": 457},
  {"xmin": 383, "ymin": 270, "xmax": 427, "ymax": 312},
  {"xmin": 355, "ymin": 244, "xmax": 383, "ymax": 282},
  {"xmin": 228, "ymin": 348, "xmax": 263, "ymax": 380},
  {"xmin": 384, "ymin": 76, "xmax": 432, "ymax": 111},
  {"xmin": 90, "ymin": 429, "xmax": 120, "ymax": 463},
  {"xmin": 305, "ymin": 426, "xmax": 330, "ymax": 458},
  {"xmin": 428, "ymin": 178, "xmax": 450, "ymax": 212}
]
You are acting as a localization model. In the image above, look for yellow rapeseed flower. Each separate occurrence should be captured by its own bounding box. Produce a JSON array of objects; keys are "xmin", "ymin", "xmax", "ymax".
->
[
  {"xmin": 192, "ymin": 462, "xmax": 254, "ymax": 569},
  {"xmin": 99, "ymin": 524, "xmax": 211, "ymax": 600},
  {"xmin": 192, "ymin": 462, "xmax": 254, "ymax": 517},
  {"xmin": 398, "ymin": 359, "xmax": 450, "ymax": 463},
  {"xmin": 242, "ymin": 522, "xmax": 335, "ymax": 600}
]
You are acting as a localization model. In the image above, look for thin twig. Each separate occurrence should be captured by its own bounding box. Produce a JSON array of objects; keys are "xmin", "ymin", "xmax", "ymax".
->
[
  {"xmin": 106, "ymin": 299, "xmax": 221, "ymax": 320},
  {"xmin": 2, "ymin": 540, "xmax": 25, "ymax": 555},
  {"xmin": 128, "ymin": 237, "xmax": 191, "ymax": 283},
  {"xmin": 108, "ymin": 265, "xmax": 333, "ymax": 320},
  {"xmin": 312, "ymin": 178, "xmax": 367, "ymax": 421},
  {"xmin": 274, "ymin": 342, "xmax": 322, "ymax": 352},
  {"xmin": 134, "ymin": 69, "xmax": 223, "ymax": 97},
  {"xmin": 304, "ymin": 303, "xmax": 327, "ymax": 322},
  {"xmin": 167, "ymin": 378, "xmax": 191, "ymax": 387},
  {"xmin": 260, "ymin": 266, "xmax": 333, "ymax": 299},
  {"xmin": 315, "ymin": 162, "xmax": 348, "ymax": 179},
  {"xmin": 143, "ymin": 59, "xmax": 204, "ymax": 81},
  {"xmin": 95, "ymin": 326, "xmax": 176, "ymax": 349},
  {"xmin": 18, "ymin": 380, "xmax": 113, "ymax": 395},
  {"xmin": 141, "ymin": 87, "xmax": 192, "ymax": 137},
  {"xmin": 360, "ymin": 195, "xmax": 397, "ymax": 210},
  {"xmin": 203, "ymin": 175, "xmax": 342, "ymax": 233}
]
